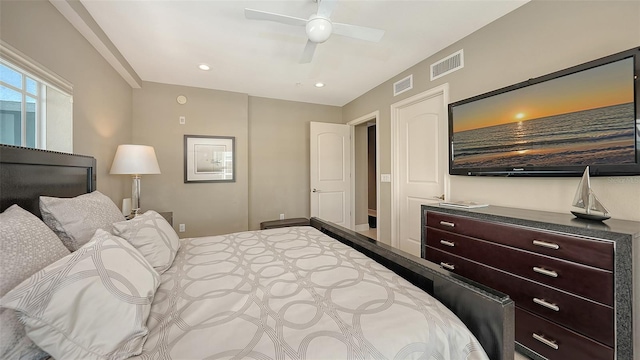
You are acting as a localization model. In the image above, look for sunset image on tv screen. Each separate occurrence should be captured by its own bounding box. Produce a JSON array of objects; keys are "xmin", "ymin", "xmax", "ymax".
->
[{"xmin": 451, "ymin": 57, "xmax": 637, "ymax": 169}]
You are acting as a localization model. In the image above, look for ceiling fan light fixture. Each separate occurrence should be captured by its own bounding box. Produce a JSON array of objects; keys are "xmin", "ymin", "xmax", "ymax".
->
[
  {"xmin": 244, "ymin": 0, "xmax": 384, "ymax": 63},
  {"xmin": 306, "ymin": 17, "xmax": 332, "ymax": 43}
]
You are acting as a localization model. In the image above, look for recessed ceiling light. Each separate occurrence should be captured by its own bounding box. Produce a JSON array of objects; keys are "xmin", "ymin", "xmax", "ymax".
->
[
  {"xmin": 314, "ymin": 82, "xmax": 325, "ymax": 88},
  {"xmin": 198, "ymin": 64, "xmax": 210, "ymax": 71}
]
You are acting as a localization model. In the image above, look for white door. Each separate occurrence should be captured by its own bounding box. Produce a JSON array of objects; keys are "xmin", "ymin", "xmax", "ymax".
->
[
  {"xmin": 310, "ymin": 122, "xmax": 351, "ymax": 228},
  {"xmin": 391, "ymin": 86, "xmax": 448, "ymax": 256}
]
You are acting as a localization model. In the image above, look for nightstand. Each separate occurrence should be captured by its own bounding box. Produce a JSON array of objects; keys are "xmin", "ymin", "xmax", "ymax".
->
[{"xmin": 260, "ymin": 218, "xmax": 309, "ymax": 230}]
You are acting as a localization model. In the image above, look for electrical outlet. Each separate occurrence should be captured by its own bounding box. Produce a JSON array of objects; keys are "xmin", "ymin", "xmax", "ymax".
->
[
  {"xmin": 179, "ymin": 223, "xmax": 185, "ymax": 232},
  {"xmin": 179, "ymin": 116, "xmax": 186, "ymax": 125},
  {"xmin": 381, "ymin": 174, "xmax": 391, "ymax": 182},
  {"xmin": 279, "ymin": 213, "xmax": 285, "ymax": 220}
]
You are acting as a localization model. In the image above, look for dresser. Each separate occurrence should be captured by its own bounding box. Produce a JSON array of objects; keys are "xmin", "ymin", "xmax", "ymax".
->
[{"xmin": 421, "ymin": 204, "xmax": 639, "ymax": 360}]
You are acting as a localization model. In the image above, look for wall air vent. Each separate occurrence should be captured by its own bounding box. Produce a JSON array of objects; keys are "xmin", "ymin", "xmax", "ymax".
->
[
  {"xmin": 393, "ymin": 74, "xmax": 413, "ymax": 96},
  {"xmin": 431, "ymin": 49, "xmax": 464, "ymax": 81}
]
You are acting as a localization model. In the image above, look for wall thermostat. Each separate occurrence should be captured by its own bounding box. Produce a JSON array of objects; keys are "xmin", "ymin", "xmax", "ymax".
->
[{"xmin": 176, "ymin": 95, "xmax": 187, "ymax": 105}]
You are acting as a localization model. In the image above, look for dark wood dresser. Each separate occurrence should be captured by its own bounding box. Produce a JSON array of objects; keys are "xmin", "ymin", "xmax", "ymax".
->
[{"xmin": 421, "ymin": 204, "xmax": 639, "ymax": 360}]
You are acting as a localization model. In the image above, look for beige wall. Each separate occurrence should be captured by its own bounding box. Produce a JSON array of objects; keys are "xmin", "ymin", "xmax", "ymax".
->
[
  {"xmin": 248, "ymin": 97, "xmax": 342, "ymax": 230},
  {"xmin": 343, "ymin": 0, "xmax": 640, "ymax": 245},
  {"xmin": 134, "ymin": 88, "xmax": 343, "ymax": 236},
  {"xmin": 134, "ymin": 88, "xmax": 344, "ymax": 236},
  {"xmin": 132, "ymin": 82, "xmax": 249, "ymax": 237},
  {"xmin": 0, "ymin": 0, "xmax": 132, "ymax": 201}
]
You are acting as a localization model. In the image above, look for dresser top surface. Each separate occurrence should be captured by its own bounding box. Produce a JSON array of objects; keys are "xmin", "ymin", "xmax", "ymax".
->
[{"xmin": 424, "ymin": 204, "xmax": 640, "ymax": 241}]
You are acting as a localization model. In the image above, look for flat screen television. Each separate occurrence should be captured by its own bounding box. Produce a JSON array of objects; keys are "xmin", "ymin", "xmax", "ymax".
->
[{"xmin": 448, "ymin": 47, "xmax": 640, "ymax": 176}]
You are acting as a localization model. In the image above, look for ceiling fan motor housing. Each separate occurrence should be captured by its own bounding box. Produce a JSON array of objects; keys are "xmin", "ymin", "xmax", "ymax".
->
[{"xmin": 306, "ymin": 16, "xmax": 332, "ymax": 43}]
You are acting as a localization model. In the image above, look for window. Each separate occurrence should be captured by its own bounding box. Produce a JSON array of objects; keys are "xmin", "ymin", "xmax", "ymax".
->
[
  {"xmin": 0, "ymin": 41, "xmax": 73, "ymax": 152},
  {"xmin": 1, "ymin": 61, "xmax": 41, "ymax": 148}
]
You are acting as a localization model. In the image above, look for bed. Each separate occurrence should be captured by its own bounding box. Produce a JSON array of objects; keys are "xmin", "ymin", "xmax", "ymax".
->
[{"xmin": 0, "ymin": 144, "xmax": 514, "ymax": 360}]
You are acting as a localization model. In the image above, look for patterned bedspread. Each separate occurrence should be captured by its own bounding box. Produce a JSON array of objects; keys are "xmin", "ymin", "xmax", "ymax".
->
[{"xmin": 133, "ymin": 226, "xmax": 488, "ymax": 360}]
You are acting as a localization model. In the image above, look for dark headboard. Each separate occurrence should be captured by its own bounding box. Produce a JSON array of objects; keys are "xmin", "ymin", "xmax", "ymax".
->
[{"xmin": 0, "ymin": 145, "xmax": 96, "ymax": 218}]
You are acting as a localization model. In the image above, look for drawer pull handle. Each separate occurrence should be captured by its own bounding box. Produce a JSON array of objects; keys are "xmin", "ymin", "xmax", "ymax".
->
[
  {"xmin": 439, "ymin": 221, "xmax": 455, "ymax": 227},
  {"xmin": 440, "ymin": 240, "xmax": 455, "ymax": 247},
  {"xmin": 440, "ymin": 262, "xmax": 455, "ymax": 270},
  {"xmin": 533, "ymin": 297, "xmax": 560, "ymax": 311},
  {"xmin": 533, "ymin": 240, "xmax": 560, "ymax": 250},
  {"xmin": 533, "ymin": 266, "xmax": 558, "ymax": 278},
  {"xmin": 532, "ymin": 333, "xmax": 559, "ymax": 350}
]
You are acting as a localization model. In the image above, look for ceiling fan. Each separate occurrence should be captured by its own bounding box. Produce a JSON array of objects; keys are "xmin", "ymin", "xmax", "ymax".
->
[{"xmin": 245, "ymin": 0, "xmax": 385, "ymax": 63}]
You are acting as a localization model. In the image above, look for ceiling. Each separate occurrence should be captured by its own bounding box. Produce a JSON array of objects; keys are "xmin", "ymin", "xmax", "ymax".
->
[{"xmin": 77, "ymin": 0, "xmax": 529, "ymax": 106}]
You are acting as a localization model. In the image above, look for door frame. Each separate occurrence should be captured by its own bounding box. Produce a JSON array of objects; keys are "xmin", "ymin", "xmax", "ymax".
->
[
  {"xmin": 390, "ymin": 84, "xmax": 450, "ymax": 248},
  {"xmin": 347, "ymin": 111, "xmax": 379, "ymax": 239}
]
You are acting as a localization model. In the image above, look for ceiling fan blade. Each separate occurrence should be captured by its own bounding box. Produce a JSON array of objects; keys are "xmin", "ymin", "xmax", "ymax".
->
[
  {"xmin": 332, "ymin": 22, "xmax": 385, "ymax": 42},
  {"xmin": 244, "ymin": 8, "xmax": 307, "ymax": 27},
  {"xmin": 317, "ymin": 0, "xmax": 337, "ymax": 19},
  {"xmin": 300, "ymin": 41, "xmax": 317, "ymax": 63}
]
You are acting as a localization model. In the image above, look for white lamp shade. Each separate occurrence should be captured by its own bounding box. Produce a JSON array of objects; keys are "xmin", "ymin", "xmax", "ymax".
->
[{"xmin": 110, "ymin": 145, "xmax": 161, "ymax": 175}]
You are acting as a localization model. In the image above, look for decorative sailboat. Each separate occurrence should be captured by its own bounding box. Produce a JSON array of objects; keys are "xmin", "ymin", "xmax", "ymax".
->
[{"xmin": 571, "ymin": 166, "xmax": 610, "ymax": 221}]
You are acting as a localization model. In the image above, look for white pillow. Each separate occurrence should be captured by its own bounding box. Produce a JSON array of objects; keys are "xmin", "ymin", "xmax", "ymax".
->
[
  {"xmin": 112, "ymin": 211, "xmax": 180, "ymax": 274},
  {"xmin": 1, "ymin": 229, "xmax": 159, "ymax": 360},
  {"xmin": 0, "ymin": 205, "xmax": 69, "ymax": 360},
  {"xmin": 40, "ymin": 191, "xmax": 125, "ymax": 251}
]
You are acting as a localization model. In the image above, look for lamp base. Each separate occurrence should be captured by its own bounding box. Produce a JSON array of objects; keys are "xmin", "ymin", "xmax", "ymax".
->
[
  {"xmin": 131, "ymin": 175, "xmax": 141, "ymax": 218},
  {"xmin": 127, "ymin": 208, "xmax": 141, "ymax": 219}
]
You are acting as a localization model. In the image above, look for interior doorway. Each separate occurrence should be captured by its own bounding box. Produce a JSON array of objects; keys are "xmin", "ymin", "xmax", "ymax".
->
[
  {"xmin": 348, "ymin": 111, "xmax": 379, "ymax": 241},
  {"xmin": 366, "ymin": 124, "xmax": 377, "ymax": 234}
]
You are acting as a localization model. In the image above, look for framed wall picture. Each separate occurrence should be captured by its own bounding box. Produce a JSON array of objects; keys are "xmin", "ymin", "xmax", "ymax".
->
[{"xmin": 184, "ymin": 135, "xmax": 235, "ymax": 183}]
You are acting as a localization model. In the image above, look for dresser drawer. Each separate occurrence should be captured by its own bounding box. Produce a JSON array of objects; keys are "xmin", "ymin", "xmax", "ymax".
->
[
  {"xmin": 425, "ymin": 211, "xmax": 613, "ymax": 271},
  {"xmin": 425, "ymin": 227, "xmax": 613, "ymax": 306},
  {"xmin": 516, "ymin": 307, "xmax": 613, "ymax": 360},
  {"xmin": 424, "ymin": 246, "xmax": 614, "ymax": 346}
]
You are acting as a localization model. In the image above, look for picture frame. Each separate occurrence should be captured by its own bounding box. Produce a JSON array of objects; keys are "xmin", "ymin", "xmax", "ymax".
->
[{"xmin": 184, "ymin": 135, "xmax": 235, "ymax": 183}]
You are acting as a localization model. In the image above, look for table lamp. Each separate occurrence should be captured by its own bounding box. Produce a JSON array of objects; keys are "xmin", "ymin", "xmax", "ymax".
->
[{"xmin": 110, "ymin": 144, "xmax": 161, "ymax": 217}]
